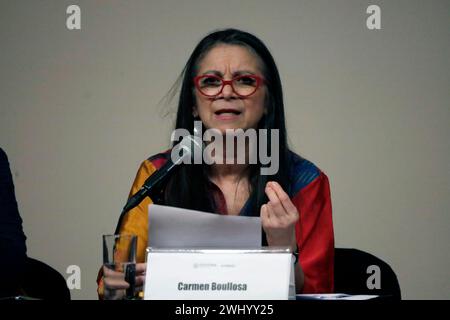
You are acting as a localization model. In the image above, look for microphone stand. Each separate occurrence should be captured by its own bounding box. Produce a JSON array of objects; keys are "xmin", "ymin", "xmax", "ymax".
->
[{"xmin": 114, "ymin": 177, "xmax": 167, "ymax": 235}]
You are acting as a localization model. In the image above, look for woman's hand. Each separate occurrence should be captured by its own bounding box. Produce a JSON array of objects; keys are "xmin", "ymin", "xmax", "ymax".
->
[
  {"xmin": 261, "ymin": 181, "xmax": 299, "ymax": 251},
  {"xmin": 102, "ymin": 262, "xmax": 147, "ymax": 300}
]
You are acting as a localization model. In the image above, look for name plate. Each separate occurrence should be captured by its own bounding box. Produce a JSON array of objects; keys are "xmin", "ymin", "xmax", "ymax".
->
[{"xmin": 144, "ymin": 248, "xmax": 295, "ymax": 300}]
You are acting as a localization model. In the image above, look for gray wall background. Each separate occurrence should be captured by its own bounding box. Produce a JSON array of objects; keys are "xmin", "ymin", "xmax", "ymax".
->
[{"xmin": 1, "ymin": 0, "xmax": 449, "ymax": 299}]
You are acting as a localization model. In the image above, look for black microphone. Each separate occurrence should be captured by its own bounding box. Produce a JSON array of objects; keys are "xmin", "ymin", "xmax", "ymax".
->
[{"xmin": 114, "ymin": 135, "xmax": 203, "ymax": 234}]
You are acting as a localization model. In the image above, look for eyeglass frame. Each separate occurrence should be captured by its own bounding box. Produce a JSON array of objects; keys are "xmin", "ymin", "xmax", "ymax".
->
[{"xmin": 193, "ymin": 74, "xmax": 265, "ymax": 98}]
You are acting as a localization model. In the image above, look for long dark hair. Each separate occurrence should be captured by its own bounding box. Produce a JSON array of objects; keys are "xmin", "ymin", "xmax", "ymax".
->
[{"xmin": 163, "ymin": 28, "xmax": 292, "ymax": 216}]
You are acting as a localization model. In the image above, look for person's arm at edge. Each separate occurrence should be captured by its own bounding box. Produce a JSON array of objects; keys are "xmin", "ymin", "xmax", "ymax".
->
[{"xmin": 0, "ymin": 148, "xmax": 27, "ymax": 297}]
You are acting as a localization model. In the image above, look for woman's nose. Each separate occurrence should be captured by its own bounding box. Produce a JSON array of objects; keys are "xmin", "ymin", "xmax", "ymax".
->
[{"xmin": 221, "ymin": 82, "xmax": 235, "ymax": 98}]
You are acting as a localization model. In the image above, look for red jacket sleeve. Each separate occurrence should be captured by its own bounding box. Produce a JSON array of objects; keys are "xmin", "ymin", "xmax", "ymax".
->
[{"xmin": 292, "ymin": 171, "xmax": 334, "ymax": 293}]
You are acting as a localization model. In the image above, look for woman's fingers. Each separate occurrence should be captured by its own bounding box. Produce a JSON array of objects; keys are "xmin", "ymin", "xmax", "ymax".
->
[
  {"xmin": 261, "ymin": 204, "xmax": 276, "ymax": 241},
  {"xmin": 260, "ymin": 204, "xmax": 272, "ymax": 228},
  {"xmin": 268, "ymin": 181, "xmax": 298, "ymax": 217},
  {"xmin": 103, "ymin": 263, "xmax": 147, "ymax": 290},
  {"xmin": 103, "ymin": 266, "xmax": 125, "ymax": 279},
  {"xmin": 136, "ymin": 263, "xmax": 147, "ymax": 274},
  {"xmin": 136, "ymin": 275, "xmax": 146, "ymax": 287},
  {"xmin": 262, "ymin": 181, "xmax": 299, "ymax": 249},
  {"xmin": 265, "ymin": 181, "xmax": 298, "ymax": 227},
  {"xmin": 103, "ymin": 276, "xmax": 130, "ymax": 290},
  {"xmin": 265, "ymin": 182, "xmax": 286, "ymax": 219},
  {"xmin": 135, "ymin": 263, "xmax": 147, "ymax": 286},
  {"xmin": 103, "ymin": 267, "xmax": 130, "ymax": 289}
]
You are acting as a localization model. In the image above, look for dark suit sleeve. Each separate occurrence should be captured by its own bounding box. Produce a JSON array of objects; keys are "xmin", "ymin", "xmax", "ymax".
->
[{"xmin": 0, "ymin": 148, "xmax": 27, "ymax": 296}]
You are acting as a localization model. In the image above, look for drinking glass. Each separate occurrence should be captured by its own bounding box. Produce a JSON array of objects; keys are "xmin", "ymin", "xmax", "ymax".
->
[{"xmin": 102, "ymin": 234, "xmax": 138, "ymax": 300}]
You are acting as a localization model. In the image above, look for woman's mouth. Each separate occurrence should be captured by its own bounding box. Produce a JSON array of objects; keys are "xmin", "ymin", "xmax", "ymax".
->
[{"xmin": 214, "ymin": 108, "xmax": 242, "ymax": 121}]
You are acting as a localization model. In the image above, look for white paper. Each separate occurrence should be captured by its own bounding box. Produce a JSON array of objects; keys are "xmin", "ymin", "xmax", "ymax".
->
[{"xmin": 148, "ymin": 204, "xmax": 262, "ymax": 249}]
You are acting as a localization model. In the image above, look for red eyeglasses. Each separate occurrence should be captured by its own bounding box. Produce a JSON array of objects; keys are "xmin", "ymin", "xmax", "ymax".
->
[{"xmin": 194, "ymin": 74, "xmax": 265, "ymax": 98}]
